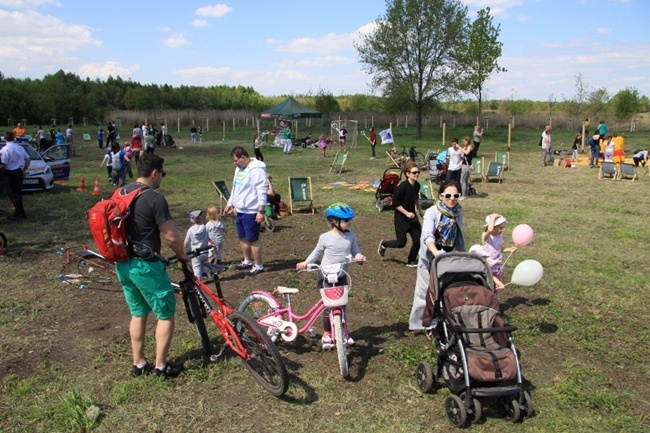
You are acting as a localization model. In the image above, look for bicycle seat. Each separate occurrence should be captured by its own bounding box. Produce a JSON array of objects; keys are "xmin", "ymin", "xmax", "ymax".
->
[
  {"xmin": 205, "ymin": 262, "xmax": 228, "ymax": 275},
  {"xmin": 275, "ymin": 286, "xmax": 299, "ymax": 294}
]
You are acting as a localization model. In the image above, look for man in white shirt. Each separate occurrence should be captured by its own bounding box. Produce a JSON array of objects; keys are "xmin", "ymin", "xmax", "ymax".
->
[
  {"xmin": 223, "ymin": 146, "xmax": 268, "ymax": 276},
  {"xmin": 0, "ymin": 131, "xmax": 31, "ymax": 219}
]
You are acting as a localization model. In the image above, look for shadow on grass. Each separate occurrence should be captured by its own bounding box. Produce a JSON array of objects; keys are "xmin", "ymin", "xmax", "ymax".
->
[{"xmin": 345, "ymin": 321, "xmax": 410, "ymax": 383}]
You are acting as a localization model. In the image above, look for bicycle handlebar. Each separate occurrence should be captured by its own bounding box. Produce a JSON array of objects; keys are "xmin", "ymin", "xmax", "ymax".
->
[{"xmin": 165, "ymin": 245, "xmax": 211, "ymax": 265}]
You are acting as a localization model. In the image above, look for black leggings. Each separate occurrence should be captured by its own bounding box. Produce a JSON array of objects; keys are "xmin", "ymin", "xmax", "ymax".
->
[
  {"xmin": 383, "ymin": 216, "xmax": 421, "ymax": 263},
  {"xmin": 254, "ymin": 147, "xmax": 264, "ymax": 161}
]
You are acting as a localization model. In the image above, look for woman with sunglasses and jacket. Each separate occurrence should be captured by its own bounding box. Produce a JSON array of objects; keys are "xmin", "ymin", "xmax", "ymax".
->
[{"xmin": 408, "ymin": 179, "xmax": 465, "ymax": 332}]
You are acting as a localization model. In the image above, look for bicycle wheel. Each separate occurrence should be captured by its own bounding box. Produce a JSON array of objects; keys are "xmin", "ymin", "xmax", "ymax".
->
[
  {"xmin": 188, "ymin": 292, "xmax": 213, "ymax": 357},
  {"xmin": 332, "ymin": 314, "xmax": 349, "ymax": 377},
  {"xmin": 238, "ymin": 293, "xmax": 281, "ymax": 342},
  {"xmin": 262, "ymin": 217, "xmax": 276, "ymax": 232},
  {"xmin": 228, "ymin": 311, "xmax": 288, "ymax": 396},
  {"xmin": 414, "ymin": 152, "xmax": 425, "ymax": 169}
]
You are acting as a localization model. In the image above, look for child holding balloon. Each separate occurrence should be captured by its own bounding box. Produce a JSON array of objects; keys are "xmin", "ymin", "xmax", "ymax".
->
[{"xmin": 482, "ymin": 214, "xmax": 517, "ymax": 282}]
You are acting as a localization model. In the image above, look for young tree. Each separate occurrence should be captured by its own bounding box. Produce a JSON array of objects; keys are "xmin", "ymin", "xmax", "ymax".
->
[
  {"xmin": 457, "ymin": 7, "xmax": 506, "ymax": 124},
  {"xmin": 355, "ymin": 0, "xmax": 469, "ymax": 138},
  {"xmin": 313, "ymin": 89, "xmax": 340, "ymax": 121},
  {"xmin": 612, "ymin": 87, "xmax": 640, "ymax": 122}
]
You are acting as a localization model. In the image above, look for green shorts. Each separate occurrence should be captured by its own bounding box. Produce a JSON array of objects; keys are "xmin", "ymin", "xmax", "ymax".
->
[{"xmin": 115, "ymin": 258, "xmax": 175, "ymax": 320}]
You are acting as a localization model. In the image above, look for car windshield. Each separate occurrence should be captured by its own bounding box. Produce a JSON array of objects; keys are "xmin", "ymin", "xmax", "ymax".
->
[{"xmin": 20, "ymin": 144, "xmax": 42, "ymax": 160}]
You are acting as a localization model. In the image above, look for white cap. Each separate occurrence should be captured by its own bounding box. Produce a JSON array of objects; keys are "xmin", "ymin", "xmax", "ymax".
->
[
  {"xmin": 484, "ymin": 214, "xmax": 507, "ymax": 227},
  {"xmin": 469, "ymin": 245, "xmax": 490, "ymax": 257},
  {"xmin": 189, "ymin": 210, "xmax": 202, "ymax": 222}
]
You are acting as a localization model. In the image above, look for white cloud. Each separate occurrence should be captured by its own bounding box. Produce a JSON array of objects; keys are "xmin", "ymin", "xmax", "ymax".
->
[
  {"xmin": 195, "ymin": 4, "xmax": 232, "ymax": 18},
  {"xmin": 0, "ymin": 0, "xmax": 60, "ymax": 10},
  {"xmin": 191, "ymin": 19, "xmax": 208, "ymax": 27},
  {"xmin": 159, "ymin": 26, "xmax": 171, "ymax": 32},
  {"xmin": 0, "ymin": 10, "xmax": 100, "ymax": 70},
  {"xmin": 517, "ymin": 14, "xmax": 529, "ymax": 22},
  {"xmin": 541, "ymin": 42, "xmax": 562, "ymax": 49},
  {"xmin": 78, "ymin": 62, "xmax": 141, "ymax": 80},
  {"xmin": 163, "ymin": 33, "xmax": 189, "ymax": 48},
  {"xmin": 597, "ymin": 27, "xmax": 612, "ymax": 35}
]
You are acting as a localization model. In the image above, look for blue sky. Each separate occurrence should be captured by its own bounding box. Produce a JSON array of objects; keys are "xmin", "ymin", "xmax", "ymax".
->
[{"xmin": 1, "ymin": 0, "xmax": 648, "ymax": 101}]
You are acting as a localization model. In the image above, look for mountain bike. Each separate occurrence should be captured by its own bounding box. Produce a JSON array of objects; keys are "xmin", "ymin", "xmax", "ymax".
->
[
  {"xmin": 238, "ymin": 257, "xmax": 363, "ymax": 377},
  {"xmin": 399, "ymin": 145, "xmax": 425, "ymax": 170},
  {"xmin": 169, "ymin": 246, "xmax": 289, "ymax": 396}
]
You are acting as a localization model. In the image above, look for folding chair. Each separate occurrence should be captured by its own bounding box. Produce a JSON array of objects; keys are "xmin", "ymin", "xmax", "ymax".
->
[
  {"xmin": 483, "ymin": 162, "xmax": 504, "ymax": 183},
  {"xmin": 416, "ymin": 179, "xmax": 436, "ymax": 216},
  {"xmin": 617, "ymin": 163, "xmax": 637, "ymax": 181},
  {"xmin": 598, "ymin": 161, "xmax": 617, "ymax": 180},
  {"xmin": 288, "ymin": 176, "xmax": 314, "ymax": 215},
  {"xmin": 495, "ymin": 151, "xmax": 510, "ymax": 171},
  {"xmin": 386, "ymin": 149, "xmax": 401, "ymax": 167},
  {"xmin": 329, "ymin": 150, "xmax": 348, "ymax": 174},
  {"xmin": 469, "ymin": 157, "xmax": 484, "ymax": 183},
  {"xmin": 212, "ymin": 180, "xmax": 232, "ymax": 215}
]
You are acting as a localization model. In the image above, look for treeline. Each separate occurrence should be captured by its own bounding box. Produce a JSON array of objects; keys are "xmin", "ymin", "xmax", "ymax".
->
[{"xmin": 0, "ymin": 70, "xmax": 647, "ymax": 126}]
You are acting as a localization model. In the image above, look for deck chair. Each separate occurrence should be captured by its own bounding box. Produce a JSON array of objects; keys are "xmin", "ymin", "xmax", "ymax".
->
[
  {"xmin": 212, "ymin": 180, "xmax": 232, "ymax": 215},
  {"xmin": 416, "ymin": 179, "xmax": 436, "ymax": 217},
  {"xmin": 288, "ymin": 176, "xmax": 314, "ymax": 215},
  {"xmin": 470, "ymin": 157, "xmax": 484, "ymax": 183},
  {"xmin": 329, "ymin": 151, "xmax": 348, "ymax": 174},
  {"xmin": 386, "ymin": 149, "xmax": 401, "ymax": 167},
  {"xmin": 483, "ymin": 162, "xmax": 504, "ymax": 183},
  {"xmin": 598, "ymin": 162, "xmax": 617, "ymax": 180},
  {"xmin": 617, "ymin": 163, "xmax": 637, "ymax": 181},
  {"xmin": 495, "ymin": 151, "xmax": 510, "ymax": 171}
]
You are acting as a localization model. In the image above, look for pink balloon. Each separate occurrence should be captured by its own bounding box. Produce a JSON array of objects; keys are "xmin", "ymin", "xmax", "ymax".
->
[{"xmin": 512, "ymin": 224, "xmax": 534, "ymax": 247}]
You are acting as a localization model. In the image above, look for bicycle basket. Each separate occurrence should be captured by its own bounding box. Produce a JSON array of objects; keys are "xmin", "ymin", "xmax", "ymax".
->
[{"xmin": 319, "ymin": 285, "xmax": 350, "ymax": 307}]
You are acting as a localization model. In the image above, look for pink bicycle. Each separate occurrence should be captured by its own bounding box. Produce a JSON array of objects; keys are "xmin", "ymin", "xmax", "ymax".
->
[{"xmin": 238, "ymin": 259, "xmax": 362, "ymax": 377}]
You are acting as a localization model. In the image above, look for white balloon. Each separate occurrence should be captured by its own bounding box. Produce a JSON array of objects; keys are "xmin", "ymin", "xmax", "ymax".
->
[{"xmin": 510, "ymin": 260, "xmax": 543, "ymax": 286}]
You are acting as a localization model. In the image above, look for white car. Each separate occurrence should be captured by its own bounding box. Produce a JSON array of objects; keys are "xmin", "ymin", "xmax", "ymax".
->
[{"xmin": 0, "ymin": 140, "xmax": 71, "ymax": 192}]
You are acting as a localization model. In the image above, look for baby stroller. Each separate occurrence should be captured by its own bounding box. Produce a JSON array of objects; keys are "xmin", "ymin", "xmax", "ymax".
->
[
  {"xmin": 375, "ymin": 168, "xmax": 401, "ymax": 212},
  {"xmin": 429, "ymin": 150, "xmax": 448, "ymax": 184},
  {"xmin": 415, "ymin": 252, "xmax": 533, "ymax": 428},
  {"xmin": 164, "ymin": 133, "xmax": 176, "ymax": 148}
]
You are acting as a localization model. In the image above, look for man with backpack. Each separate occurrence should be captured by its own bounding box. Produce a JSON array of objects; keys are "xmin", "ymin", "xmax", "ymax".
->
[{"xmin": 115, "ymin": 153, "xmax": 189, "ymax": 378}]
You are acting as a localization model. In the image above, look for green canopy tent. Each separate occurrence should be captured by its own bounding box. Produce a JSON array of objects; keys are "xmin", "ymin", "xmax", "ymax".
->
[{"xmin": 260, "ymin": 97, "xmax": 321, "ymax": 143}]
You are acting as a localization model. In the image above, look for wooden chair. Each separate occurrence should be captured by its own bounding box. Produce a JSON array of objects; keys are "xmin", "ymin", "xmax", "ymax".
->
[
  {"xmin": 598, "ymin": 162, "xmax": 617, "ymax": 180},
  {"xmin": 416, "ymin": 179, "xmax": 436, "ymax": 217},
  {"xmin": 212, "ymin": 180, "xmax": 232, "ymax": 215},
  {"xmin": 617, "ymin": 163, "xmax": 637, "ymax": 181},
  {"xmin": 288, "ymin": 176, "xmax": 314, "ymax": 215},
  {"xmin": 329, "ymin": 151, "xmax": 348, "ymax": 174},
  {"xmin": 483, "ymin": 162, "xmax": 504, "ymax": 183},
  {"xmin": 495, "ymin": 151, "xmax": 510, "ymax": 171},
  {"xmin": 386, "ymin": 149, "xmax": 401, "ymax": 167}
]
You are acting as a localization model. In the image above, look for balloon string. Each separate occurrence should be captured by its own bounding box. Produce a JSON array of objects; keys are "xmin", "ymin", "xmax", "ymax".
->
[
  {"xmin": 499, "ymin": 250, "xmax": 514, "ymax": 273},
  {"xmin": 504, "ymin": 282, "xmax": 513, "ymax": 287}
]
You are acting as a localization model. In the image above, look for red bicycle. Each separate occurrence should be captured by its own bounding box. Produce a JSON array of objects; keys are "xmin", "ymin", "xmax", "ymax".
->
[{"xmin": 169, "ymin": 246, "xmax": 289, "ymax": 396}]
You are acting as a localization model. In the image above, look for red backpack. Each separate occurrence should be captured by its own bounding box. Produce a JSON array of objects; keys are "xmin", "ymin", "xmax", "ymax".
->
[{"xmin": 87, "ymin": 186, "xmax": 147, "ymax": 263}]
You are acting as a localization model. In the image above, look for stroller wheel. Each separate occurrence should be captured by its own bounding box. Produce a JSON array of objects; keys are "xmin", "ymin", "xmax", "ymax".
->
[
  {"xmin": 445, "ymin": 395, "xmax": 468, "ymax": 428},
  {"xmin": 415, "ymin": 362, "xmax": 435, "ymax": 393},
  {"xmin": 497, "ymin": 395, "xmax": 522, "ymax": 423},
  {"xmin": 522, "ymin": 390, "xmax": 534, "ymax": 417},
  {"xmin": 460, "ymin": 392, "xmax": 482, "ymax": 424}
]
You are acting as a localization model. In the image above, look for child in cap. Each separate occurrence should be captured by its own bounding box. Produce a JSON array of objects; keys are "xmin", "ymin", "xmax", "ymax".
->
[
  {"xmin": 124, "ymin": 142, "xmax": 134, "ymax": 178},
  {"xmin": 481, "ymin": 214, "xmax": 517, "ymax": 282},
  {"xmin": 469, "ymin": 244, "xmax": 506, "ymax": 290},
  {"xmin": 184, "ymin": 210, "xmax": 210, "ymax": 279}
]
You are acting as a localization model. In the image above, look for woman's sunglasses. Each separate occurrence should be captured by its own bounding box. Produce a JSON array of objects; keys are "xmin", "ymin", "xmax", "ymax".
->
[{"xmin": 440, "ymin": 193, "xmax": 460, "ymax": 199}]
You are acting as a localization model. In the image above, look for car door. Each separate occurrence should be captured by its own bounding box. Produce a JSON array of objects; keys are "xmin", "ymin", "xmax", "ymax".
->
[{"xmin": 41, "ymin": 144, "xmax": 71, "ymax": 181}]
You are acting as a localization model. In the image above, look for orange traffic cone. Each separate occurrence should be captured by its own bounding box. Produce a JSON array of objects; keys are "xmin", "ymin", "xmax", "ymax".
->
[
  {"xmin": 76, "ymin": 176, "xmax": 87, "ymax": 192},
  {"xmin": 92, "ymin": 176, "xmax": 102, "ymax": 196}
]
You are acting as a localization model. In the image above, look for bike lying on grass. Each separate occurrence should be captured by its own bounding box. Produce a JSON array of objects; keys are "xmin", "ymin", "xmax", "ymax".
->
[
  {"xmin": 169, "ymin": 246, "xmax": 289, "ymax": 396},
  {"xmin": 238, "ymin": 257, "xmax": 364, "ymax": 378}
]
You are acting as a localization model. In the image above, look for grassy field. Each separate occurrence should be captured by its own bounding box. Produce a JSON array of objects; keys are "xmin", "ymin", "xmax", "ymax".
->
[{"xmin": 0, "ymin": 124, "xmax": 649, "ymax": 432}]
